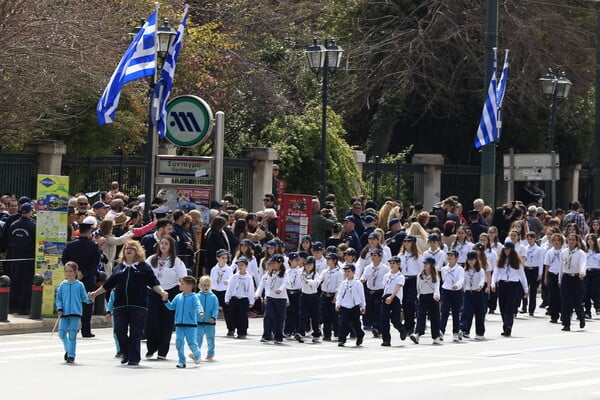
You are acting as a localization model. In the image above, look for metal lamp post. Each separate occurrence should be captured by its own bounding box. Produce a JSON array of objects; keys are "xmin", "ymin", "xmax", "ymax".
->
[
  {"xmin": 305, "ymin": 38, "xmax": 343, "ymax": 202},
  {"xmin": 130, "ymin": 18, "xmax": 177, "ymax": 222},
  {"xmin": 539, "ymin": 68, "xmax": 573, "ymax": 214}
]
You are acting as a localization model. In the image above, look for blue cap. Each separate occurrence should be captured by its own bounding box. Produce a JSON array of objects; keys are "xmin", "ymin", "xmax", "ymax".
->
[
  {"xmin": 305, "ymin": 256, "xmax": 315, "ymax": 264},
  {"xmin": 370, "ymin": 248, "xmax": 383, "ymax": 256},
  {"xmin": 368, "ymin": 232, "xmax": 379, "ymax": 240},
  {"xmin": 154, "ymin": 205, "xmax": 170, "ymax": 214},
  {"xmin": 312, "ymin": 242, "xmax": 324, "ymax": 251},
  {"xmin": 326, "ymin": 253, "xmax": 339, "ymax": 260},
  {"xmin": 389, "ymin": 255, "xmax": 401, "ymax": 263},
  {"xmin": 343, "ymin": 216, "xmax": 357, "ymax": 224},
  {"xmin": 342, "ymin": 263, "xmax": 356, "ymax": 271},
  {"xmin": 447, "ymin": 249, "xmax": 459, "ymax": 257},
  {"xmin": 216, "ymin": 249, "xmax": 230, "ymax": 257},
  {"xmin": 404, "ymin": 235, "xmax": 417, "ymax": 242},
  {"xmin": 269, "ymin": 254, "xmax": 284, "ymax": 263},
  {"xmin": 424, "ymin": 257, "xmax": 436, "ymax": 265},
  {"xmin": 288, "ymin": 252, "xmax": 300, "ymax": 260},
  {"xmin": 301, "ymin": 235, "xmax": 312, "ymax": 242},
  {"xmin": 428, "ymin": 233, "xmax": 440, "ymax": 242},
  {"xmin": 298, "ymin": 251, "xmax": 309, "ymax": 259},
  {"xmin": 266, "ymin": 240, "xmax": 278, "ymax": 248},
  {"xmin": 240, "ymin": 239, "xmax": 253, "ymax": 247},
  {"xmin": 326, "ymin": 245, "xmax": 338, "ymax": 253},
  {"xmin": 388, "ymin": 218, "xmax": 401, "ymax": 228},
  {"xmin": 20, "ymin": 203, "xmax": 33, "ymax": 213},
  {"xmin": 473, "ymin": 243, "xmax": 484, "ymax": 251},
  {"xmin": 343, "ymin": 248, "xmax": 357, "ymax": 256},
  {"xmin": 363, "ymin": 215, "xmax": 376, "ymax": 223},
  {"xmin": 466, "ymin": 251, "xmax": 478, "ymax": 260},
  {"xmin": 504, "ymin": 242, "xmax": 515, "ymax": 250},
  {"xmin": 92, "ymin": 201, "xmax": 110, "ymax": 210},
  {"xmin": 236, "ymin": 256, "xmax": 249, "ymax": 264},
  {"xmin": 18, "ymin": 196, "xmax": 31, "ymax": 205}
]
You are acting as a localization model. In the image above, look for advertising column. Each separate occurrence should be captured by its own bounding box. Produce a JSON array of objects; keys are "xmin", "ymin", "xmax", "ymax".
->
[{"xmin": 277, "ymin": 194, "xmax": 312, "ymax": 254}]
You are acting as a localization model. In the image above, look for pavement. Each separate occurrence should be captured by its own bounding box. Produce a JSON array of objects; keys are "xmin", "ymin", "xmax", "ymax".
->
[{"xmin": 0, "ymin": 313, "xmax": 111, "ymax": 335}]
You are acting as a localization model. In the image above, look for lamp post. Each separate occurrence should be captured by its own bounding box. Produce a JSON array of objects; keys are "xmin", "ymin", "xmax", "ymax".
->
[
  {"xmin": 130, "ymin": 17, "xmax": 177, "ymax": 222},
  {"xmin": 305, "ymin": 38, "xmax": 343, "ymax": 202},
  {"xmin": 539, "ymin": 68, "xmax": 573, "ymax": 215}
]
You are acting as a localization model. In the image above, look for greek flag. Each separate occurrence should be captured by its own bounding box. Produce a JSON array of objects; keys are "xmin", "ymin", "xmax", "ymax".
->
[
  {"xmin": 153, "ymin": 6, "xmax": 189, "ymax": 139},
  {"xmin": 474, "ymin": 49, "xmax": 509, "ymax": 148},
  {"xmin": 97, "ymin": 11, "xmax": 157, "ymax": 125}
]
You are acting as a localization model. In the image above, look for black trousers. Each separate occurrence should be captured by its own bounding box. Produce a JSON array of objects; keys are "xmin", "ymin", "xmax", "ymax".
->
[
  {"xmin": 560, "ymin": 274, "xmax": 585, "ymax": 328},
  {"xmin": 213, "ymin": 290, "xmax": 233, "ymax": 332},
  {"xmin": 522, "ymin": 267, "xmax": 540, "ymax": 313},
  {"xmin": 497, "ymin": 281, "xmax": 521, "ymax": 332},
  {"xmin": 8, "ymin": 259, "xmax": 33, "ymax": 314},
  {"xmin": 229, "ymin": 297, "xmax": 249, "ymax": 335},
  {"xmin": 402, "ymin": 278, "xmax": 417, "ymax": 333},
  {"xmin": 114, "ymin": 306, "xmax": 147, "ymax": 363},
  {"xmin": 440, "ymin": 289, "xmax": 463, "ymax": 335},
  {"xmin": 284, "ymin": 291, "xmax": 301, "ymax": 334},
  {"xmin": 547, "ymin": 272, "xmax": 561, "ymax": 321},
  {"xmin": 299, "ymin": 293, "xmax": 320, "ymax": 337},
  {"xmin": 416, "ymin": 293, "xmax": 440, "ymax": 338},
  {"xmin": 365, "ymin": 288, "xmax": 383, "ymax": 331},
  {"xmin": 145, "ymin": 286, "xmax": 178, "ymax": 357},
  {"xmin": 320, "ymin": 294, "xmax": 338, "ymax": 338},
  {"xmin": 338, "ymin": 305, "xmax": 364, "ymax": 344},
  {"xmin": 584, "ymin": 270, "xmax": 600, "ymax": 314},
  {"xmin": 80, "ymin": 277, "xmax": 96, "ymax": 336},
  {"xmin": 380, "ymin": 294, "xmax": 403, "ymax": 342}
]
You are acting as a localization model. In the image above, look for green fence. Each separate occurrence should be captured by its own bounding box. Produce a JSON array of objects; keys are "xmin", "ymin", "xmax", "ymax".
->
[
  {"xmin": 0, "ymin": 152, "xmax": 37, "ymax": 198},
  {"xmin": 362, "ymin": 158, "xmax": 424, "ymax": 206}
]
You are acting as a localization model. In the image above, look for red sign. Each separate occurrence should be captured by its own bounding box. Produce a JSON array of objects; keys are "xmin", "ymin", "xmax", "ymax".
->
[
  {"xmin": 277, "ymin": 193, "xmax": 312, "ymax": 254},
  {"xmin": 276, "ymin": 179, "xmax": 286, "ymax": 207}
]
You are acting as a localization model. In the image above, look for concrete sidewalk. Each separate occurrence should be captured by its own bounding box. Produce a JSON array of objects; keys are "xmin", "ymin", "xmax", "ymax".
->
[{"xmin": 0, "ymin": 314, "xmax": 111, "ymax": 335}]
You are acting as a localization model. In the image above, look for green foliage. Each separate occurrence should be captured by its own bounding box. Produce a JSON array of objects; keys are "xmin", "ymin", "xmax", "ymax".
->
[{"xmin": 262, "ymin": 102, "xmax": 364, "ymax": 208}]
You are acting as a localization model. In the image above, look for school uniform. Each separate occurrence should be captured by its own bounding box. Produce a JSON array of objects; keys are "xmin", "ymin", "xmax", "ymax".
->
[
  {"xmin": 544, "ymin": 247, "xmax": 563, "ymax": 322},
  {"xmin": 210, "ymin": 264, "xmax": 234, "ymax": 334},
  {"xmin": 164, "ymin": 292, "xmax": 204, "ymax": 366},
  {"xmin": 225, "ymin": 272, "xmax": 255, "ymax": 337},
  {"xmin": 453, "ymin": 241, "xmax": 474, "ymax": 265},
  {"xmin": 440, "ymin": 264, "xmax": 465, "ymax": 339},
  {"xmin": 584, "ymin": 251, "xmax": 600, "ymax": 317},
  {"xmin": 56, "ymin": 279, "xmax": 92, "ymax": 361},
  {"xmin": 284, "ymin": 266, "xmax": 303, "ymax": 336},
  {"xmin": 423, "ymin": 249, "xmax": 446, "ymax": 272},
  {"xmin": 399, "ymin": 252, "xmax": 423, "ymax": 334},
  {"xmin": 522, "ymin": 244, "xmax": 544, "ymax": 314},
  {"xmin": 415, "ymin": 273, "xmax": 440, "ymax": 340},
  {"xmin": 232, "ymin": 256, "xmax": 260, "ymax": 289},
  {"xmin": 380, "ymin": 270, "xmax": 405, "ymax": 344},
  {"xmin": 559, "ymin": 247, "xmax": 587, "ymax": 330},
  {"xmin": 314, "ymin": 257, "xmax": 327, "ymax": 274},
  {"xmin": 492, "ymin": 262, "xmax": 528, "ymax": 336},
  {"xmin": 335, "ymin": 278, "xmax": 366, "ymax": 345},
  {"xmin": 319, "ymin": 266, "xmax": 343, "ymax": 339},
  {"xmin": 298, "ymin": 269, "xmax": 321, "ymax": 338},
  {"xmin": 360, "ymin": 262, "xmax": 390, "ymax": 334},
  {"xmin": 197, "ymin": 290, "xmax": 219, "ymax": 358},
  {"xmin": 460, "ymin": 268, "xmax": 486, "ymax": 338},
  {"xmin": 259, "ymin": 272, "xmax": 288, "ymax": 342}
]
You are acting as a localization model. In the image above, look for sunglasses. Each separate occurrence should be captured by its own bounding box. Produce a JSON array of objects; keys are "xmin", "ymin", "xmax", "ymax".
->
[{"xmin": 78, "ymin": 202, "xmax": 89, "ymax": 206}]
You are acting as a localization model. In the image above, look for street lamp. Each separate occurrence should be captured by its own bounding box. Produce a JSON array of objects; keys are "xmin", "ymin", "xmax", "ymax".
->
[
  {"xmin": 539, "ymin": 68, "xmax": 573, "ymax": 215},
  {"xmin": 305, "ymin": 38, "xmax": 343, "ymax": 202},
  {"xmin": 130, "ymin": 18, "xmax": 177, "ymax": 222}
]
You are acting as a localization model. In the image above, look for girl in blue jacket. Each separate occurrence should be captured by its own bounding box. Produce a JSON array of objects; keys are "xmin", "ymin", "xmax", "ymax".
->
[
  {"xmin": 164, "ymin": 276, "xmax": 204, "ymax": 368},
  {"xmin": 197, "ymin": 276, "xmax": 219, "ymax": 360},
  {"xmin": 56, "ymin": 261, "xmax": 92, "ymax": 363}
]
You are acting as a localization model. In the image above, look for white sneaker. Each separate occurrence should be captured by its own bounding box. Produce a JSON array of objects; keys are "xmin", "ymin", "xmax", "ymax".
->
[
  {"xmin": 474, "ymin": 335, "xmax": 485, "ymax": 341},
  {"xmin": 453, "ymin": 333, "xmax": 460, "ymax": 342},
  {"xmin": 189, "ymin": 353, "xmax": 201, "ymax": 364},
  {"xmin": 458, "ymin": 331, "xmax": 464, "ymax": 340},
  {"xmin": 409, "ymin": 333, "xmax": 420, "ymax": 344},
  {"xmin": 432, "ymin": 337, "xmax": 442, "ymax": 345},
  {"xmin": 312, "ymin": 337, "xmax": 320, "ymax": 343},
  {"xmin": 461, "ymin": 332, "xmax": 470, "ymax": 339}
]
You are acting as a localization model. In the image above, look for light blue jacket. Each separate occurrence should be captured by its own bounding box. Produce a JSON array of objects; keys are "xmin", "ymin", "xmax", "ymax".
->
[
  {"xmin": 56, "ymin": 280, "xmax": 92, "ymax": 317},
  {"xmin": 197, "ymin": 291, "xmax": 219, "ymax": 323},
  {"xmin": 165, "ymin": 292, "xmax": 204, "ymax": 326}
]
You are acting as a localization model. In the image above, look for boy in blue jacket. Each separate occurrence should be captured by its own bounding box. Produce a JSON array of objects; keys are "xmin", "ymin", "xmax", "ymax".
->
[
  {"xmin": 164, "ymin": 276, "xmax": 204, "ymax": 368},
  {"xmin": 56, "ymin": 261, "xmax": 93, "ymax": 363},
  {"xmin": 197, "ymin": 275, "xmax": 219, "ymax": 360}
]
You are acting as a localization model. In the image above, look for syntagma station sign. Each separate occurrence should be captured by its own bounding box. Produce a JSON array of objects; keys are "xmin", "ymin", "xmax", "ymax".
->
[{"xmin": 156, "ymin": 155, "xmax": 213, "ymax": 179}]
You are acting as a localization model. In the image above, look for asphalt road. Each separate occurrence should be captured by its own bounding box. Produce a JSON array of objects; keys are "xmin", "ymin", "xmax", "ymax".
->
[{"xmin": 2, "ymin": 312, "xmax": 600, "ymax": 400}]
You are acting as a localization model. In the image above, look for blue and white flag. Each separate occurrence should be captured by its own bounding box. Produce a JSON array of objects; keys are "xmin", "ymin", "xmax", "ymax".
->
[
  {"xmin": 153, "ymin": 5, "xmax": 189, "ymax": 139},
  {"xmin": 97, "ymin": 11, "xmax": 157, "ymax": 125},
  {"xmin": 474, "ymin": 49, "xmax": 509, "ymax": 149}
]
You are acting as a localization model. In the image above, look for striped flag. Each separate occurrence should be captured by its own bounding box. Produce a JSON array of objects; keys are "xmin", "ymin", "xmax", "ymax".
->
[
  {"xmin": 153, "ymin": 5, "xmax": 189, "ymax": 139},
  {"xmin": 474, "ymin": 49, "xmax": 509, "ymax": 148},
  {"xmin": 97, "ymin": 11, "xmax": 157, "ymax": 125}
]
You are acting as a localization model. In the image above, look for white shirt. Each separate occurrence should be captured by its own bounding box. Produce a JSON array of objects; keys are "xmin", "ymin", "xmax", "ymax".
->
[
  {"xmin": 423, "ymin": 248, "xmax": 446, "ymax": 272},
  {"xmin": 314, "ymin": 257, "xmax": 327, "ymax": 274},
  {"xmin": 463, "ymin": 268, "xmax": 486, "ymax": 291},
  {"xmin": 146, "ymin": 255, "xmax": 187, "ymax": 290},
  {"xmin": 335, "ymin": 278, "xmax": 366, "ymax": 309},
  {"xmin": 360, "ymin": 262, "xmax": 390, "ymax": 290},
  {"xmin": 399, "ymin": 252, "xmax": 423, "ymax": 276},
  {"xmin": 300, "ymin": 269, "xmax": 320, "ymax": 294},
  {"xmin": 320, "ymin": 267, "xmax": 343, "ymax": 294},
  {"xmin": 544, "ymin": 247, "xmax": 562, "ymax": 274},
  {"xmin": 586, "ymin": 251, "xmax": 600, "ymax": 270},
  {"xmin": 382, "ymin": 270, "xmax": 405, "ymax": 300},
  {"xmin": 525, "ymin": 244, "xmax": 545, "ymax": 276},
  {"xmin": 225, "ymin": 273, "xmax": 255, "ymax": 304},
  {"xmin": 286, "ymin": 266, "xmax": 303, "ymax": 290},
  {"xmin": 441, "ymin": 264, "xmax": 465, "ymax": 290},
  {"xmin": 417, "ymin": 273, "xmax": 440, "ymax": 297},
  {"xmin": 492, "ymin": 262, "xmax": 528, "ymax": 292},
  {"xmin": 210, "ymin": 264, "xmax": 233, "ymax": 291},
  {"xmin": 453, "ymin": 241, "xmax": 474, "ymax": 263},
  {"xmin": 559, "ymin": 247, "xmax": 586, "ymax": 283},
  {"xmin": 231, "ymin": 256, "xmax": 259, "ymax": 289},
  {"xmin": 260, "ymin": 271, "xmax": 288, "ymax": 300}
]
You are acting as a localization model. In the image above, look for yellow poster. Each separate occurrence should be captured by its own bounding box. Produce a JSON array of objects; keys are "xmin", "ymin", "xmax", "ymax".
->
[{"xmin": 34, "ymin": 175, "xmax": 69, "ymax": 316}]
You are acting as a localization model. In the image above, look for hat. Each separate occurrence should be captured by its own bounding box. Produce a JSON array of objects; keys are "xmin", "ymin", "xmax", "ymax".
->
[
  {"xmin": 388, "ymin": 218, "xmax": 401, "ymax": 228},
  {"xmin": 288, "ymin": 252, "xmax": 300, "ymax": 260},
  {"xmin": 536, "ymin": 207, "xmax": 546, "ymax": 215},
  {"xmin": 473, "ymin": 243, "xmax": 484, "ymax": 251},
  {"xmin": 466, "ymin": 251, "xmax": 478, "ymax": 260},
  {"xmin": 504, "ymin": 242, "xmax": 515, "ymax": 250},
  {"xmin": 467, "ymin": 210, "xmax": 480, "ymax": 219},
  {"xmin": 298, "ymin": 251, "xmax": 309, "ymax": 259},
  {"xmin": 239, "ymin": 239, "xmax": 253, "ymax": 247},
  {"xmin": 153, "ymin": 205, "xmax": 170, "ymax": 215},
  {"xmin": 266, "ymin": 240, "xmax": 278, "ymax": 248},
  {"xmin": 18, "ymin": 196, "xmax": 31, "ymax": 205},
  {"xmin": 312, "ymin": 242, "xmax": 324, "ymax": 251},
  {"xmin": 80, "ymin": 216, "xmax": 97, "ymax": 228},
  {"xmin": 343, "ymin": 215, "xmax": 356, "ymax": 224},
  {"xmin": 389, "ymin": 255, "xmax": 401, "ymax": 263},
  {"xmin": 343, "ymin": 248, "xmax": 356, "ymax": 256},
  {"xmin": 447, "ymin": 249, "xmax": 459, "ymax": 257},
  {"xmin": 236, "ymin": 256, "xmax": 249, "ymax": 265},
  {"xmin": 368, "ymin": 232, "xmax": 379, "ymax": 240},
  {"xmin": 20, "ymin": 203, "xmax": 33, "ymax": 213},
  {"xmin": 269, "ymin": 254, "xmax": 284, "ymax": 263},
  {"xmin": 305, "ymin": 256, "xmax": 315, "ymax": 264},
  {"xmin": 216, "ymin": 249, "xmax": 230, "ymax": 257},
  {"xmin": 393, "ymin": 231, "xmax": 407, "ymax": 242},
  {"xmin": 428, "ymin": 233, "xmax": 440, "ymax": 242},
  {"xmin": 342, "ymin": 263, "xmax": 356, "ymax": 271},
  {"xmin": 326, "ymin": 253, "xmax": 339, "ymax": 260},
  {"xmin": 137, "ymin": 194, "xmax": 146, "ymax": 201},
  {"xmin": 403, "ymin": 235, "xmax": 416, "ymax": 242},
  {"xmin": 326, "ymin": 245, "xmax": 338, "ymax": 253},
  {"xmin": 113, "ymin": 212, "xmax": 131, "ymax": 227},
  {"xmin": 300, "ymin": 235, "xmax": 312, "ymax": 243},
  {"xmin": 414, "ymin": 202, "xmax": 424, "ymax": 211},
  {"xmin": 423, "ymin": 257, "xmax": 436, "ymax": 265},
  {"xmin": 370, "ymin": 248, "xmax": 383, "ymax": 256},
  {"xmin": 92, "ymin": 201, "xmax": 110, "ymax": 210},
  {"xmin": 363, "ymin": 215, "xmax": 376, "ymax": 223}
]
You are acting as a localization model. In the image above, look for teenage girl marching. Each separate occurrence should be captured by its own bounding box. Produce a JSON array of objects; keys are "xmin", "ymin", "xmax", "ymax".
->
[
  {"xmin": 460, "ymin": 251, "xmax": 487, "ymax": 340},
  {"xmin": 411, "ymin": 257, "xmax": 441, "ymax": 345},
  {"xmin": 295, "ymin": 256, "xmax": 322, "ymax": 343},
  {"xmin": 257, "ymin": 254, "xmax": 288, "ymax": 343},
  {"xmin": 380, "ymin": 255, "xmax": 406, "ymax": 346},
  {"xmin": 56, "ymin": 261, "xmax": 93, "ymax": 363}
]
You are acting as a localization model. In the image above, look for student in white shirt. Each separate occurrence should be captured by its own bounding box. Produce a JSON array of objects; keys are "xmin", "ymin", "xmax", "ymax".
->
[
  {"xmin": 482, "ymin": 230, "xmax": 501, "ymax": 314},
  {"xmin": 399, "ymin": 235, "xmax": 423, "ymax": 335},
  {"xmin": 359, "ymin": 247, "xmax": 390, "ymax": 338},
  {"xmin": 440, "ymin": 250, "xmax": 465, "ymax": 342},
  {"xmin": 522, "ymin": 232, "xmax": 544, "ymax": 316},
  {"xmin": 544, "ymin": 233, "xmax": 564, "ymax": 323},
  {"xmin": 210, "ymin": 249, "xmax": 234, "ymax": 336},
  {"xmin": 224, "ymin": 257, "xmax": 255, "ymax": 339},
  {"xmin": 559, "ymin": 233, "xmax": 587, "ymax": 332},
  {"xmin": 411, "ymin": 257, "xmax": 441, "ymax": 345},
  {"xmin": 459, "ymin": 251, "xmax": 487, "ymax": 340},
  {"xmin": 312, "ymin": 242, "xmax": 327, "ymax": 273},
  {"xmin": 423, "ymin": 233, "xmax": 446, "ymax": 272},
  {"xmin": 451, "ymin": 226, "xmax": 473, "ymax": 266},
  {"xmin": 284, "ymin": 252, "xmax": 303, "ymax": 338},
  {"xmin": 335, "ymin": 264, "xmax": 366, "ymax": 347},
  {"xmin": 294, "ymin": 256, "xmax": 321, "ymax": 343},
  {"xmin": 319, "ymin": 253, "xmax": 343, "ymax": 340},
  {"xmin": 380, "ymin": 256, "xmax": 406, "ymax": 346},
  {"xmin": 491, "ymin": 242, "xmax": 528, "ymax": 337},
  {"xmin": 257, "ymin": 254, "xmax": 288, "ymax": 343},
  {"xmin": 584, "ymin": 234, "xmax": 600, "ymax": 319}
]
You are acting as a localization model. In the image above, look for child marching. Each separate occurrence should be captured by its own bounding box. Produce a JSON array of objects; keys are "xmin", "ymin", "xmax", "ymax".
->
[
  {"xmin": 412, "ymin": 257, "xmax": 441, "ymax": 345},
  {"xmin": 197, "ymin": 276, "xmax": 219, "ymax": 360},
  {"xmin": 335, "ymin": 264, "xmax": 366, "ymax": 347},
  {"xmin": 380, "ymin": 255, "xmax": 406, "ymax": 346},
  {"xmin": 295, "ymin": 256, "xmax": 322, "ymax": 343},
  {"xmin": 225, "ymin": 257, "xmax": 255, "ymax": 339},
  {"xmin": 460, "ymin": 251, "xmax": 487, "ymax": 340},
  {"xmin": 440, "ymin": 249, "xmax": 465, "ymax": 342}
]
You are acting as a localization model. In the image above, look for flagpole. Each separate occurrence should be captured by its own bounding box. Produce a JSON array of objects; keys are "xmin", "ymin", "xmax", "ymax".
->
[{"xmin": 480, "ymin": 0, "xmax": 498, "ymax": 206}]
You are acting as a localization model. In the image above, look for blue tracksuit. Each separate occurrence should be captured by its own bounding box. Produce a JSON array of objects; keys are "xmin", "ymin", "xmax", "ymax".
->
[
  {"xmin": 55, "ymin": 279, "xmax": 92, "ymax": 359},
  {"xmin": 106, "ymin": 291, "xmax": 120, "ymax": 353},
  {"xmin": 197, "ymin": 291, "xmax": 219, "ymax": 358},
  {"xmin": 165, "ymin": 293, "xmax": 204, "ymax": 365}
]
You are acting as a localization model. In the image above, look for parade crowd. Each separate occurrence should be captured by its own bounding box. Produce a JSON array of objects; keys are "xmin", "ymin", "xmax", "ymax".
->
[{"xmin": 0, "ymin": 181, "xmax": 598, "ymax": 368}]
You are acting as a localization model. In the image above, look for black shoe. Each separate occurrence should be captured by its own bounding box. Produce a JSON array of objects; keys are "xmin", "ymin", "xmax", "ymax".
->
[
  {"xmin": 294, "ymin": 333, "xmax": 304, "ymax": 343},
  {"xmin": 381, "ymin": 341, "xmax": 391, "ymax": 347},
  {"xmin": 64, "ymin": 352, "xmax": 68, "ymax": 361},
  {"xmin": 226, "ymin": 331, "xmax": 235, "ymax": 337},
  {"xmin": 585, "ymin": 313, "xmax": 592, "ymax": 320},
  {"xmin": 372, "ymin": 328, "xmax": 380, "ymax": 338},
  {"xmin": 338, "ymin": 342, "xmax": 345, "ymax": 347},
  {"xmin": 322, "ymin": 336, "xmax": 332, "ymax": 342},
  {"xmin": 127, "ymin": 361, "xmax": 139, "ymax": 366},
  {"xmin": 145, "ymin": 352, "xmax": 155, "ymax": 359},
  {"xmin": 120, "ymin": 356, "xmax": 128, "ymax": 364},
  {"xmin": 400, "ymin": 328, "xmax": 407, "ymax": 341},
  {"xmin": 539, "ymin": 302, "xmax": 547, "ymax": 308},
  {"xmin": 66, "ymin": 357, "xmax": 74, "ymax": 364},
  {"xmin": 549, "ymin": 319, "xmax": 558, "ymax": 324},
  {"xmin": 519, "ymin": 309, "xmax": 526, "ymax": 314},
  {"xmin": 356, "ymin": 333, "xmax": 364, "ymax": 346},
  {"xmin": 529, "ymin": 312, "xmax": 534, "ymax": 317},
  {"xmin": 500, "ymin": 331, "xmax": 510, "ymax": 337},
  {"xmin": 561, "ymin": 326, "xmax": 570, "ymax": 331},
  {"xmin": 488, "ymin": 310, "xmax": 495, "ymax": 314},
  {"xmin": 81, "ymin": 333, "xmax": 95, "ymax": 338},
  {"xmin": 580, "ymin": 320, "xmax": 586, "ymax": 329}
]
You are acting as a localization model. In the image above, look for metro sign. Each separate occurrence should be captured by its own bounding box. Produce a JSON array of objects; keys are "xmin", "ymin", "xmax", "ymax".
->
[{"xmin": 165, "ymin": 95, "xmax": 214, "ymax": 147}]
